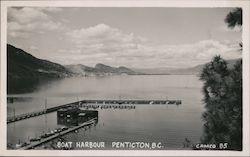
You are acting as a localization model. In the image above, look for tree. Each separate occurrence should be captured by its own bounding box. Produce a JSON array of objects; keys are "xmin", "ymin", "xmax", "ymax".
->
[
  {"xmin": 200, "ymin": 8, "xmax": 242, "ymax": 150},
  {"xmin": 225, "ymin": 8, "xmax": 242, "ymax": 50},
  {"xmin": 200, "ymin": 56, "xmax": 242, "ymax": 150},
  {"xmin": 225, "ymin": 8, "xmax": 242, "ymax": 29},
  {"xmin": 228, "ymin": 60, "xmax": 242, "ymax": 149}
]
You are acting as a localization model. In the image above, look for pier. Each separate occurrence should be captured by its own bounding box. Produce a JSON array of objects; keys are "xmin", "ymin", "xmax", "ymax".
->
[
  {"xmin": 7, "ymin": 99, "xmax": 181, "ymax": 124},
  {"xmin": 19, "ymin": 118, "xmax": 97, "ymax": 150}
]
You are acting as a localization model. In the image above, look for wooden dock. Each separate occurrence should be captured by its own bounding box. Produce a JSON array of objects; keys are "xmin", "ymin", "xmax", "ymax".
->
[
  {"xmin": 7, "ymin": 99, "xmax": 181, "ymax": 124},
  {"xmin": 7, "ymin": 110, "xmax": 46, "ymax": 124},
  {"xmin": 19, "ymin": 118, "xmax": 97, "ymax": 150}
]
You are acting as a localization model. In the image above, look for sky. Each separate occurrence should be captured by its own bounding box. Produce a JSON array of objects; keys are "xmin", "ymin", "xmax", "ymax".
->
[{"xmin": 7, "ymin": 7, "xmax": 242, "ymax": 69}]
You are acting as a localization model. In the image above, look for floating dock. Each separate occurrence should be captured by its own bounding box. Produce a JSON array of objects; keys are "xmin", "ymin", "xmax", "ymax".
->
[{"xmin": 7, "ymin": 99, "xmax": 181, "ymax": 124}]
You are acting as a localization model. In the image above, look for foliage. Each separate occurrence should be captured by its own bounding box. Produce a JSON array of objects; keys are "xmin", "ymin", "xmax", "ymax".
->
[
  {"xmin": 225, "ymin": 8, "xmax": 242, "ymax": 50},
  {"xmin": 225, "ymin": 8, "xmax": 242, "ymax": 29},
  {"xmin": 200, "ymin": 56, "xmax": 242, "ymax": 150}
]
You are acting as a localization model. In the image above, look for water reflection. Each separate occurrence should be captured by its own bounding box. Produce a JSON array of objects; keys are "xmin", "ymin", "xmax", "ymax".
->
[{"xmin": 8, "ymin": 78, "xmax": 59, "ymax": 94}]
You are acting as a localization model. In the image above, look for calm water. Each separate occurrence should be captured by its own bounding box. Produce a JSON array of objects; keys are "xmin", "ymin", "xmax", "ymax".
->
[{"xmin": 7, "ymin": 75, "xmax": 204, "ymax": 149}]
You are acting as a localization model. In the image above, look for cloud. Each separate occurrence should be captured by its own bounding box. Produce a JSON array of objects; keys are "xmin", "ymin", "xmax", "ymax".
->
[
  {"xmin": 7, "ymin": 7, "xmax": 65, "ymax": 37},
  {"xmin": 38, "ymin": 7, "xmax": 63, "ymax": 13},
  {"xmin": 66, "ymin": 24, "xmax": 146, "ymax": 46},
  {"xmin": 219, "ymin": 25, "xmax": 242, "ymax": 32},
  {"xmin": 6, "ymin": 7, "xmax": 242, "ymax": 68},
  {"xmin": 7, "ymin": 7, "xmax": 241, "ymax": 68},
  {"xmin": 59, "ymin": 24, "xmax": 241, "ymax": 68},
  {"xmin": 149, "ymin": 40, "xmax": 241, "ymax": 67},
  {"xmin": 66, "ymin": 24, "xmax": 145, "ymax": 51}
]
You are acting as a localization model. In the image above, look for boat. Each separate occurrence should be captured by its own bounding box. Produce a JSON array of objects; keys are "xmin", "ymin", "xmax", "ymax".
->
[
  {"xmin": 30, "ymin": 137, "xmax": 41, "ymax": 142},
  {"xmin": 61, "ymin": 126, "xmax": 68, "ymax": 131},
  {"xmin": 15, "ymin": 143, "xmax": 22, "ymax": 148}
]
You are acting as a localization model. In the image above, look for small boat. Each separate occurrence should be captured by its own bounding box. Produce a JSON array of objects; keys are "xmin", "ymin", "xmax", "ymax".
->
[
  {"xmin": 61, "ymin": 126, "xmax": 68, "ymax": 131},
  {"xmin": 21, "ymin": 142, "xmax": 29, "ymax": 147},
  {"xmin": 40, "ymin": 134, "xmax": 49, "ymax": 138},
  {"xmin": 57, "ymin": 128, "xmax": 62, "ymax": 132},
  {"xmin": 30, "ymin": 137, "xmax": 41, "ymax": 142},
  {"xmin": 15, "ymin": 143, "xmax": 23, "ymax": 148},
  {"xmin": 16, "ymin": 143, "xmax": 23, "ymax": 148}
]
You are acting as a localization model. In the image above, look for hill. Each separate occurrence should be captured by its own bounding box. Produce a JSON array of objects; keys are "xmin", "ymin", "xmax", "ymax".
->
[
  {"xmin": 65, "ymin": 63, "xmax": 138, "ymax": 76},
  {"xmin": 7, "ymin": 44, "xmax": 72, "ymax": 93},
  {"xmin": 133, "ymin": 59, "xmax": 241, "ymax": 75}
]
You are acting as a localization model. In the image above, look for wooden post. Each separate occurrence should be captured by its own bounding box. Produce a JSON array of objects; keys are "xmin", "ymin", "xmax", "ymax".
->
[
  {"xmin": 44, "ymin": 99, "xmax": 47, "ymax": 112},
  {"xmin": 13, "ymin": 108, "xmax": 15, "ymax": 120}
]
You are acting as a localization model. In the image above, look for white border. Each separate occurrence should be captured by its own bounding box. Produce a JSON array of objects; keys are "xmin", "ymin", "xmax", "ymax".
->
[{"xmin": 0, "ymin": 0, "xmax": 249, "ymax": 156}]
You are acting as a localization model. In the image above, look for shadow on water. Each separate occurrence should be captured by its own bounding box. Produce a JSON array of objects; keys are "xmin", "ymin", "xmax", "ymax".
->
[{"xmin": 7, "ymin": 77, "xmax": 62, "ymax": 94}]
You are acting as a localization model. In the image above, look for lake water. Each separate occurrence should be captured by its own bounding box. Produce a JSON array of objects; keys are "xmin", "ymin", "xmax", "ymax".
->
[{"xmin": 7, "ymin": 75, "xmax": 205, "ymax": 149}]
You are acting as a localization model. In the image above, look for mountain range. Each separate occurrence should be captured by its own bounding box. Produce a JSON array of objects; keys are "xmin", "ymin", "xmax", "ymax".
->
[
  {"xmin": 7, "ymin": 44, "xmax": 240, "ymax": 93},
  {"xmin": 7, "ymin": 44, "xmax": 138, "ymax": 80},
  {"xmin": 65, "ymin": 63, "xmax": 138, "ymax": 76},
  {"xmin": 133, "ymin": 58, "xmax": 240, "ymax": 75},
  {"xmin": 7, "ymin": 44, "xmax": 138, "ymax": 93}
]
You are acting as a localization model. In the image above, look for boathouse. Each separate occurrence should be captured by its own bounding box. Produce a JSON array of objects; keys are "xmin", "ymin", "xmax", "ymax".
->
[{"xmin": 57, "ymin": 107, "xmax": 98, "ymax": 126}]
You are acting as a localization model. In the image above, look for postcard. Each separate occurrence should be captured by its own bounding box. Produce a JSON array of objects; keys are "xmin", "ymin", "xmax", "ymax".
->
[{"xmin": 0, "ymin": 0, "xmax": 249, "ymax": 156}]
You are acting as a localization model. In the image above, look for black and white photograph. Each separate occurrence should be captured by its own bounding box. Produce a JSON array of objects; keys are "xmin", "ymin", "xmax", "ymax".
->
[{"xmin": 0, "ymin": 0, "xmax": 249, "ymax": 156}]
